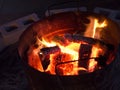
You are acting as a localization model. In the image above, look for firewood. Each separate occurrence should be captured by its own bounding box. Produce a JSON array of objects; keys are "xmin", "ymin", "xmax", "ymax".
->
[
  {"xmin": 78, "ymin": 44, "xmax": 92, "ymax": 69},
  {"xmin": 64, "ymin": 33, "xmax": 114, "ymax": 51},
  {"xmin": 40, "ymin": 46, "xmax": 60, "ymax": 55},
  {"xmin": 39, "ymin": 54, "xmax": 50, "ymax": 70},
  {"xmin": 64, "ymin": 34, "xmax": 109, "ymax": 46}
]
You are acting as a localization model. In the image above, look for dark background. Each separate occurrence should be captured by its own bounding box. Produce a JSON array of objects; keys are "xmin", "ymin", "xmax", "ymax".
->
[{"xmin": 0, "ymin": 0, "xmax": 120, "ymax": 25}]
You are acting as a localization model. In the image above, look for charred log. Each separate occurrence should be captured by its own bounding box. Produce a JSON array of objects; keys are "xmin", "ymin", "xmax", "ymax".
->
[
  {"xmin": 79, "ymin": 44, "xmax": 92, "ymax": 60},
  {"xmin": 78, "ymin": 44, "xmax": 92, "ymax": 73},
  {"xmin": 39, "ymin": 46, "xmax": 60, "ymax": 70},
  {"xmin": 40, "ymin": 46, "xmax": 60, "ymax": 55},
  {"xmin": 64, "ymin": 34, "xmax": 97, "ymax": 44},
  {"xmin": 64, "ymin": 34, "xmax": 114, "ymax": 48},
  {"xmin": 39, "ymin": 54, "xmax": 50, "ymax": 70}
]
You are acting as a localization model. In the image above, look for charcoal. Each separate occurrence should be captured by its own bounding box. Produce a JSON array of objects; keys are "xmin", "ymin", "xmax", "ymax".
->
[
  {"xmin": 40, "ymin": 46, "xmax": 60, "ymax": 55},
  {"xmin": 78, "ymin": 44, "xmax": 92, "ymax": 69}
]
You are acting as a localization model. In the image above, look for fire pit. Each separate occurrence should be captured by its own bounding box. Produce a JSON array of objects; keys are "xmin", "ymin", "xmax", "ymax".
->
[{"xmin": 18, "ymin": 11, "xmax": 120, "ymax": 90}]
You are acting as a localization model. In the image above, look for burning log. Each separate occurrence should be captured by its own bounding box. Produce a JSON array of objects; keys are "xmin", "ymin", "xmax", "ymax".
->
[
  {"xmin": 39, "ymin": 54, "xmax": 50, "ymax": 70},
  {"xmin": 78, "ymin": 44, "xmax": 92, "ymax": 70},
  {"xmin": 38, "ymin": 34, "xmax": 112, "ymax": 74},
  {"xmin": 55, "ymin": 60, "xmax": 75, "ymax": 75},
  {"xmin": 64, "ymin": 33, "xmax": 112, "ymax": 47},
  {"xmin": 39, "ymin": 46, "xmax": 60, "ymax": 70},
  {"xmin": 79, "ymin": 44, "xmax": 92, "ymax": 60},
  {"xmin": 64, "ymin": 34, "xmax": 97, "ymax": 44},
  {"xmin": 54, "ymin": 53, "xmax": 75, "ymax": 75},
  {"xmin": 40, "ymin": 46, "xmax": 60, "ymax": 55}
]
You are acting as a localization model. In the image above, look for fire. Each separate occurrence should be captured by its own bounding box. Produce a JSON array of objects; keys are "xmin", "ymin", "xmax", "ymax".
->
[
  {"xmin": 28, "ymin": 18, "xmax": 108, "ymax": 76},
  {"xmin": 59, "ymin": 42, "xmax": 80, "ymax": 59},
  {"xmin": 84, "ymin": 17, "xmax": 107, "ymax": 39},
  {"xmin": 41, "ymin": 39, "xmax": 80, "ymax": 75},
  {"xmin": 87, "ymin": 18, "xmax": 107, "ymax": 72},
  {"xmin": 37, "ymin": 36, "xmax": 105, "ymax": 75},
  {"xmin": 92, "ymin": 19, "xmax": 107, "ymax": 38}
]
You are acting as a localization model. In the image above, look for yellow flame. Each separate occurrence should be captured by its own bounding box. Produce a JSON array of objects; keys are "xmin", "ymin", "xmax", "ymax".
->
[
  {"xmin": 92, "ymin": 19, "xmax": 107, "ymax": 38},
  {"xmin": 59, "ymin": 42, "xmax": 80, "ymax": 60},
  {"xmin": 84, "ymin": 17, "xmax": 107, "ymax": 39},
  {"xmin": 39, "ymin": 38, "xmax": 57, "ymax": 47},
  {"xmin": 88, "ymin": 46, "xmax": 102, "ymax": 72}
]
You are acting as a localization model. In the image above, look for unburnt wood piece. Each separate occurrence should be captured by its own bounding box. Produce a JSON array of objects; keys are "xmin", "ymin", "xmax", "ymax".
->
[{"xmin": 78, "ymin": 44, "xmax": 92, "ymax": 69}]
